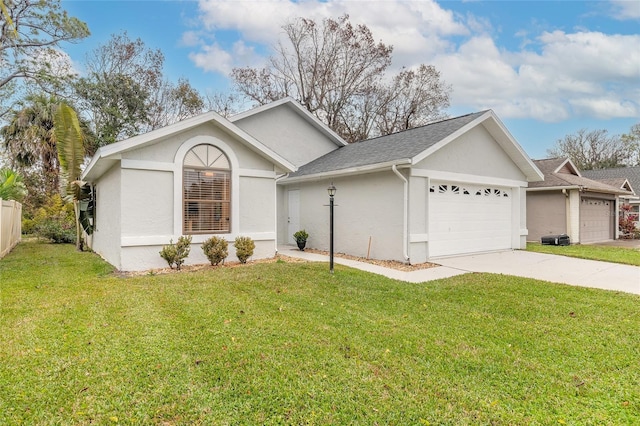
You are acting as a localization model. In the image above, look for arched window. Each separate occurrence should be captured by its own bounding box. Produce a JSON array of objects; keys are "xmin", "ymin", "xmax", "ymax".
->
[{"xmin": 183, "ymin": 144, "xmax": 231, "ymax": 234}]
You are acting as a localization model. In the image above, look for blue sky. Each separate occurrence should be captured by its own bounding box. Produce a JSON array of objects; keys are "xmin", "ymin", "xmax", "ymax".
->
[{"xmin": 61, "ymin": 0, "xmax": 639, "ymax": 159}]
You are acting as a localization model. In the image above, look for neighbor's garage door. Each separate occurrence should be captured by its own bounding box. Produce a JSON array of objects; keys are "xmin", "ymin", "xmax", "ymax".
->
[
  {"xmin": 429, "ymin": 181, "xmax": 512, "ymax": 257},
  {"xmin": 580, "ymin": 197, "xmax": 614, "ymax": 243}
]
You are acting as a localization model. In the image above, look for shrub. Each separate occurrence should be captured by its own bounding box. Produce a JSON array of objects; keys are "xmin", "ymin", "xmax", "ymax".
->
[
  {"xmin": 293, "ymin": 229, "xmax": 309, "ymax": 242},
  {"xmin": 159, "ymin": 235, "xmax": 192, "ymax": 270},
  {"xmin": 619, "ymin": 204, "xmax": 638, "ymax": 238},
  {"xmin": 33, "ymin": 194, "xmax": 76, "ymax": 244},
  {"xmin": 202, "ymin": 236, "xmax": 228, "ymax": 266},
  {"xmin": 234, "ymin": 236, "xmax": 255, "ymax": 264},
  {"xmin": 21, "ymin": 217, "xmax": 37, "ymax": 235}
]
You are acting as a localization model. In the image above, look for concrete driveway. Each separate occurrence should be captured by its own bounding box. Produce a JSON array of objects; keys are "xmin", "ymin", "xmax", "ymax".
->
[
  {"xmin": 278, "ymin": 246, "xmax": 640, "ymax": 295},
  {"xmin": 435, "ymin": 251, "xmax": 640, "ymax": 295}
]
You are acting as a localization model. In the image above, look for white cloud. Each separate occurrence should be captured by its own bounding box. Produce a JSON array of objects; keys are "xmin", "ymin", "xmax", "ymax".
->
[
  {"xmin": 188, "ymin": 40, "xmax": 261, "ymax": 75},
  {"xmin": 180, "ymin": 31, "xmax": 201, "ymax": 47},
  {"xmin": 190, "ymin": 0, "xmax": 466, "ymax": 72},
  {"xmin": 188, "ymin": 0, "xmax": 640, "ymax": 122},
  {"xmin": 609, "ymin": 0, "xmax": 640, "ymax": 20}
]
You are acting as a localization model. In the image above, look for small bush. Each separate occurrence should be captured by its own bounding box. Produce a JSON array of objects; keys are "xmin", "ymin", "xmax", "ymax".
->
[
  {"xmin": 234, "ymin": 236, "xmax": 255, "ymax": 264},
  {"xmin": 202, "ymin": 236, "xmax": 228, "ymax": 266},
  {"xmin": 160, "ymin": 235, "xmax": 192, "ymax": 270},
  {"xmin": 293, "ymin": 229, "xmax": 309, "ymax": 242},
  {"xmin": 33, "ymin": 194, "xmax": 76, "ymax": 243},
  {"xmin": 619, "ymin": 204, "xmax": 638, "ymax": 238},
  {"xmin": 21, "ymin": 217, "xmax": 37, "ymax": 235},
  {"xmin": 37, "ymin": 216, "xmax": 76, "ymax": 244}
]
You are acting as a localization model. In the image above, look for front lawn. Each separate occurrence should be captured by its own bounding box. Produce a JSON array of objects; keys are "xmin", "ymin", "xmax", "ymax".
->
[
  {"xmin": 1, "ymin": 242, "xmax": 639, "ymax": 425},
  {"xmin": 527, "ymin": 242, "xmax": 640, "ymax": 266}
]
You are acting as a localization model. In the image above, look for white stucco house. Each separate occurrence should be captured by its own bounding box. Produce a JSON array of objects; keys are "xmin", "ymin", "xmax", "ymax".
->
[{"xmin": 82, "ymin": 98, "xmax": 543, "ymax": 271}]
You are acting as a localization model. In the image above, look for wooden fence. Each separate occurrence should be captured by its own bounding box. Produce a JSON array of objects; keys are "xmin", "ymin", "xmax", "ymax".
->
[{"xmin": 0, "ymin": 198, "xmax": 22, "ymax": 259}]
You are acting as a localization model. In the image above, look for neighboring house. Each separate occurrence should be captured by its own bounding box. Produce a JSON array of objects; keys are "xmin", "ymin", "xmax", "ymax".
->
[
  {"xmin": 582, "ymin": 166, "xmax": 640, "ymax": 228},
  {"xmin": 526, "ymin": 158, "xmax": 633, "ymax": 244},
  {"xmin": 82, "ymin": 98, "xmax": 543, "ymax": 270}
]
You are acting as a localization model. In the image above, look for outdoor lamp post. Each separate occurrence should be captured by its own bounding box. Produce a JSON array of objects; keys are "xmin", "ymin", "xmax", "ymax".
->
[{"xmin": 328, "ymin": 183, "xmax": 336, "ymax": 274}]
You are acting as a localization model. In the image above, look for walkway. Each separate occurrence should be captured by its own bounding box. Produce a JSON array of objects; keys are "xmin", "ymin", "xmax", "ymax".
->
[{"xmin": 277, "ymin": 246, "xmax": 640, "ymax": 295}]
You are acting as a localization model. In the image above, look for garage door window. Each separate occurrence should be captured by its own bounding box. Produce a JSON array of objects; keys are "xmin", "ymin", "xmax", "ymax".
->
[{"xmin": 430, "ymin": 184, "xmax": 509, "ymax": 198}]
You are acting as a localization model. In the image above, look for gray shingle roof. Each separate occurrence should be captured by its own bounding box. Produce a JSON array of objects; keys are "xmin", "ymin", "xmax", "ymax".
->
[
  {"xmin": 530, "ymin": 158, "xmax": 633, "ymax": 195},
  {"xmin": 288, "ymin": 111, "xmax": 488, "ymax": 177},
  {"xmin": 582, "ymin": 166, "xmax": 640, "ymax": 195}
]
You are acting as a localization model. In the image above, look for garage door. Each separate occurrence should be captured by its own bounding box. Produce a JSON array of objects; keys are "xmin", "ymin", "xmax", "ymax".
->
[
  {"xmin": 429, "ymin": 182, "xmax": 512, "ymax": 257},
  {"xmin": 580, "ymin": 197, "xmax": 614, "ymax": 243}
]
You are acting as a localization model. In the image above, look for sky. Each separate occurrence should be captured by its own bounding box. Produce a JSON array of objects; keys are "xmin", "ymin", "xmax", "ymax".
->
[{"xmin": 60, "ymin": 0, "xmax": 640, "ymax": 160}]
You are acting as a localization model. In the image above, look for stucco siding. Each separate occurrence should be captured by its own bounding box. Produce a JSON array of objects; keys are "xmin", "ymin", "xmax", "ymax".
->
[
  {"xmin": 416, "ymin": 125, "xmax": 526, "ymax": 181},
  {"xmin": 121, "ymin": 169, "xmax": 173, "ymax": 237},
  {"xmin": 526, "ymin": 191, "xmax": 567, "ymax": 241},
  {"xmin": 239, "ymin": 176, "xmax": 276, "ymax": 233},
  {"xmin": 409, "ymin": 175, "xmax": 429, "ymax": 264},
  {"xmin": 91, "ymin": 164, "xmax": 122, "ymax": 269},
  {"xmin": 120, "ymin": 240, "xmax": 275, "ymax": 271},
  {"xmin": 275, "ymin": 185, "xmax": 287, "ymax": 244},
  {"xmin": 287, "ymin": 171, "xmax": 405, "ymax": 262},
  {"xmin": 124, "ymin": 124, "xmax": 275, "ymax": 171},
  {"xmin": 234, "ymin": 105, "xmax": 338, "ymax": 167}
]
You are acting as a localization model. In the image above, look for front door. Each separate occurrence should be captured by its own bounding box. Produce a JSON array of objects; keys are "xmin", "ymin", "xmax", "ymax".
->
[{"xmin": 287, "ymin": 190, "xmax": 300, "ymax": 244}]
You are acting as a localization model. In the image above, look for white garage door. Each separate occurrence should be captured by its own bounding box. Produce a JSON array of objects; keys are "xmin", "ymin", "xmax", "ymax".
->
[
  {"xmin": 580, "ymin": 197, "xmax": 614, "ymax": 243},
  {"xmin": 429, "ymin": 182, "xmax": 512, "ymax": 257}
]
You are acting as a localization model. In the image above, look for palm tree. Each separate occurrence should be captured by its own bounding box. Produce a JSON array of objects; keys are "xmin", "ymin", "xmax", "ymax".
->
[
  {"xmin": 0, "ymin": 94, "xmax": 61, "ymax": 196},
  {"xmin": 0, "ymin": 168, "xmax": 27, "ymax": 201},
  {"xmin": 54, "ymin": 102, "xmax": 91, "ymax": 250}
]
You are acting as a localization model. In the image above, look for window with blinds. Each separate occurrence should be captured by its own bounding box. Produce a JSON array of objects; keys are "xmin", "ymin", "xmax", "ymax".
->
[{"xmin": 183, "ymin": 145, "xmax": 231, "ymax": 234}]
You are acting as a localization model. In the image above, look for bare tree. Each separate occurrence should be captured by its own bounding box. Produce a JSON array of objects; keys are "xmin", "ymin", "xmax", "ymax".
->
[
  {"xmin": 0, "ymin": 0, "xmax": 89, "ymax": 116},
  {"xmin": 376, "ymin": 65, "xmax": 450, "ymax": 135},
  {"xmin": 147, "ymin": 78, "xmax": 205, "ymax": 130},
  {"xmin": 621, "ymin": 123, "xmax": 640, "ymax": 166},
  {"xmin": 547, "ymin": 128, "xmax": 637, "ymax": 170},
  {"xmin": 74, "ymin": 32, "xmax": 164, "ymax": 146},
  {"xmin": 231, "ymin": 15, "xmax": 450, "ymax": 142},
  {"xmin": 204, "ymin": 92, "xmax": 243, "ymax": 118}
]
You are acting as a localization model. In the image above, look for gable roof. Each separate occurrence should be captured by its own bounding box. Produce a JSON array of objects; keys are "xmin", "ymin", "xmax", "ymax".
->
[
  {"xmin": 82, "ymin": 109, "xmax": 297, "ymax": 181},
  {"xmin": 582, "ymin": 166, "xmax": 640, "ymax": 195},
  {"xmin": 284, "ymin": 110, "xmax": 543, "ymax": 182},
  {"xmin": 230, "ymin": 97, "xmax": 347, "ymax": 148},
  {"xmin": 529, "ymin": 158, "xmax": 633, "ymax": 195}
]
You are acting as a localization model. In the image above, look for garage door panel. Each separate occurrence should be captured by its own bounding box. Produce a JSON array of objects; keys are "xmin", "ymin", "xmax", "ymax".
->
[
  {"xmin": 429, "ymin": 182, "xmax": 512, "ymax": 257},
  {"xmin": 580, "ymin": 197, "xmax": 614, "ymax": 243}
]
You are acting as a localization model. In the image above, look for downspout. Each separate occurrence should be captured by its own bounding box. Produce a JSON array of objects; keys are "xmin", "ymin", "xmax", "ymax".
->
[{"xmin": 392, "ymin": 165, "xmax": 410, "ymax": 262}]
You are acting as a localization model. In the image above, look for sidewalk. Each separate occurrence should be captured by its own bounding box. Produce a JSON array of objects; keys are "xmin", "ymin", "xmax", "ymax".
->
[
  {"xmin": 277, "ymin": 245, "xmax": 640, "ymax": 295},
  {"xmin": 278, "ymin": 245, "xmax": 466, "ymax": 283}
]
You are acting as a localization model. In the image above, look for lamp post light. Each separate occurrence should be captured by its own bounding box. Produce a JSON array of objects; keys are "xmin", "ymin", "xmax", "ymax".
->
[{"xmin": 327, "ymin": 183, "xmax": 336, "ymax": 274}]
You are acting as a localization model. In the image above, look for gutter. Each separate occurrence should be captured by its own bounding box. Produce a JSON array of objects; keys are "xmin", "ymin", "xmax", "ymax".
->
[
  {"xmin": 280, "ymin": 159, "xmax": 412, "ymax": 184},
  {"xmin": 392, "ymin": 165, "xmax": 410, "ymax": 263}
]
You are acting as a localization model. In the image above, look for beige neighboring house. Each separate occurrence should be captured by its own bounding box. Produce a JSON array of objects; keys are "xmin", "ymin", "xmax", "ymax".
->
[
  {"xmin": 527, "ymin": 158, "xmax": 634, "ymax": 244},
  {"xmin": 582, "ymin": 166, "xmax": 640, "ymax": 228}
]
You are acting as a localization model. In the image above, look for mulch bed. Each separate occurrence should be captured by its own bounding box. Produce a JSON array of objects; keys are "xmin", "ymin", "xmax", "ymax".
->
[
  {"xmin": 115, "ymin": 250, "xmax": 439, "ymax": 277},
  {"xmin": 302, "ymin": 248, "xmax": 440, "ymax": 272}
]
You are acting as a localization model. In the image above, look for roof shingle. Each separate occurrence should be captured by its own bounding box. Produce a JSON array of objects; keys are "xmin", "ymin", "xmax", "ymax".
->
[
  {"xmin": 530, "ymin": 158, "xmax": 632, "ymax": 195},
  {"xmin": 288, "ymin": 111, "xmax": 488, "ymax": 177},
  {"xmin": 582, "ymin": 166, "xmax": 640, "ymax": 195}
]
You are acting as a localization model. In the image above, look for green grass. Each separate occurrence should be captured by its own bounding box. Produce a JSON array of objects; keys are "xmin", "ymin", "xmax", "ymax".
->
[
  {"xmin": 1, "ymin": 241, "xmax": 639, "ymax": 425},
  {"xmin": 527, "ymin": 242, "xmax": 640, "ymax": 266}
]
